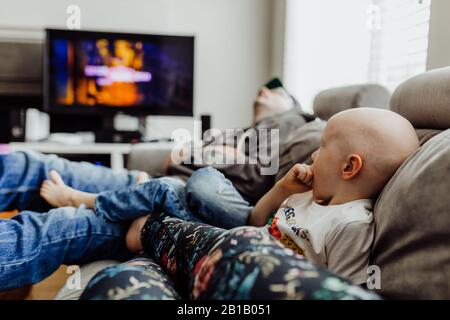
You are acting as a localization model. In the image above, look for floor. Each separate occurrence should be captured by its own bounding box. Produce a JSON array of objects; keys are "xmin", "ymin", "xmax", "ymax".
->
[{"xmin": 25, "ymin": 266, "xmax": 70, "ymax": 300}]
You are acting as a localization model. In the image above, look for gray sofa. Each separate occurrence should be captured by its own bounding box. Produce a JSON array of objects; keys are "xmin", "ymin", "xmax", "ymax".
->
[
  {"xmin": 312, "ymin": 83, "xmax": 391, "ymax": 121},
  {"xmin": 371, "ymin": 67, "xmax": 450, "ymax": 299}
]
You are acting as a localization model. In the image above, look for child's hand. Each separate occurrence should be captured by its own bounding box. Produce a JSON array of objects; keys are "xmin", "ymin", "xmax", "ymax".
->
[
  {"xmin": 249, "ymin": 163, "xmax": 313, "ymax": 226},
  {"xmin": 276, "ymin": 163, "xmax": 313, "ymax": 195}
]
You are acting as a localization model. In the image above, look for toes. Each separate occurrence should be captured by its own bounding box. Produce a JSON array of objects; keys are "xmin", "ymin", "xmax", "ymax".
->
[
  {"xmin": 41, "ymin": 179, "xmax": 54, "ymax": 188},
  {"xmin": 40, "ymin": 180, "xmax": 55, "ymax": 195},
  {"xmin": 49, "ymin": 170, "xmax": 65, "ymax": 185},
  {"xmin": 136, "ymin": 172, "xmax": 150, "ymax": 184},
  {"xmin": 40, "ymin": 185, "xmax": 49, "ymax": 196}
]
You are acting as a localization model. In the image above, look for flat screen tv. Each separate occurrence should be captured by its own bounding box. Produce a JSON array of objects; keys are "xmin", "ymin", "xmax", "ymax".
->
[{"xmin": 44, "ymin": 29, "xmax": 194, "ymax": 116}]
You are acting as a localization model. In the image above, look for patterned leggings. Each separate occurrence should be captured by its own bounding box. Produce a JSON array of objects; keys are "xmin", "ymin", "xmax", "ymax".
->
[{"xmin": 81, "ymin": 214, "xmax": 379, "ymax": 300}]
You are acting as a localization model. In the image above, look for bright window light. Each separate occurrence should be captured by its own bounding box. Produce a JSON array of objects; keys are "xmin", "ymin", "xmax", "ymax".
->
[
  {"xmin": 368, "ymin": 0, "xmax": 431, "ymax": 92},
  {"xmin": 283, "ymin": 0, "xmax": 431, "ymax": 111}
]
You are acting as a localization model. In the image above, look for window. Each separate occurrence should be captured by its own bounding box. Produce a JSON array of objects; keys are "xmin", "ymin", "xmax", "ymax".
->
[
  {"xmin": 283, "ymin": 0, "xmax": 431, "ymax": 110},
  {"xmin": 368, "ymin": 0, "xmax": 431, "ymax": 91}
]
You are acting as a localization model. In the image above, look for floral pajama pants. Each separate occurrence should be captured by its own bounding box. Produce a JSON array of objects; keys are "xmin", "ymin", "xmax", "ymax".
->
[{"xmin": 80, "ymin": 214, "xmax": 380, "ymax": 300}]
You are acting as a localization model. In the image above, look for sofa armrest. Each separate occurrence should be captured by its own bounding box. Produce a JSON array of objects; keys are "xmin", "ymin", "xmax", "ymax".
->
[{"xmin": 127, "ymin": 142, "xmax": 174, "ymax": 177}]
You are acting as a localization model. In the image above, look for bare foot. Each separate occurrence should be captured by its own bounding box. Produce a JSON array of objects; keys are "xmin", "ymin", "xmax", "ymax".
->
[
  {"xmin": 126, "ymin": 215, "xmax": 150, "ymax": 252},
  {"xmin": 40, "ymin": 170, "xmax": 77, "ymax": 207},
  {"xmin": 40, "ymin": 170, "xmax": 97, "ymax": 208},
  {"xmin": 136, "ymin": 171, "xmax": 150, "ymax": 184}
]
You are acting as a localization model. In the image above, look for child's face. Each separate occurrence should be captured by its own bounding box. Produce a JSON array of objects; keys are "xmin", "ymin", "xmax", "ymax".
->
[{"xmin": 310, "ymin": 123, "xmax": 344, "ymax": 202}]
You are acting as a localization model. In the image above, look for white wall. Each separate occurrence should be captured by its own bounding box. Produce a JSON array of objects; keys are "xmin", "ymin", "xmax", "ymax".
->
[
  {"xmin": 427, "ymin": 0, "xmax": 450, "ymax": 70},
  {"xmin": 283, "ymin": 0, "xmax": 372, "ymax": 112},
  {"xmin": 0, "ymin": 0, "xmax": 272, "ymax": 138},
  {"xmin": 269, "ymin": 0, "xmax": 286, "ymax": 78}
]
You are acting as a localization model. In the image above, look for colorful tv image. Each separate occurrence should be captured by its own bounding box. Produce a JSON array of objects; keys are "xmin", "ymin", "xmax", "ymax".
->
[{"xmin": 45, "ymin": 29, "xmax": 194, "ymax": 116}]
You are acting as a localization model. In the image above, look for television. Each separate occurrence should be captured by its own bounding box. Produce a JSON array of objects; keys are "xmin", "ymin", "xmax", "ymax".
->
[{"xmin": 44, "ymin": 29, "xmax": 194, "ymax": 117}]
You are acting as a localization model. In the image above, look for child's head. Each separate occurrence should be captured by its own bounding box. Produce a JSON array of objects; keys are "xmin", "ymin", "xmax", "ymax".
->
[{"xmin": 310, "ymin": 108, "xmax": 419, "ymax": 204}]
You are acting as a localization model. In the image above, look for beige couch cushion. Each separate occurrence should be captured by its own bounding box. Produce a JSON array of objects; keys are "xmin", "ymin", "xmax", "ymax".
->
[
  {"xmin": 313, "ymin": 84, "xmax": 390, "ymax": 120},
  {"xmin": 415, "ymin": 128, "xmax": 442, "ymax": 146},
  {"xmin": 128, "ymin": 143, "xmax": 174, "ymax": 176},
  {"xmin": 390, "ymin": 67, "xmax": 450, "ymax": 130},
  {"xmin": 371, "ymin": 129, "xmax": 450, "ymax": 299}
]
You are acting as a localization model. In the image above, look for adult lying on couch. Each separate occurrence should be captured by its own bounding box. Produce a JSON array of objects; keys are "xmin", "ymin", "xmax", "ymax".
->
[
  {"xmin": 145, "ymin": 78, "xmax": 320, "ymax": 206},
  {"xmin": 142, "ymin": 81, "xmax": 391, "ymax": 206}
]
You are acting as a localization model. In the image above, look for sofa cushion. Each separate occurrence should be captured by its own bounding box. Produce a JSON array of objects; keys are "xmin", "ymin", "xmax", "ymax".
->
[
  {"xmin": 313, "ymin": 84, "xmax": 390, "ymax": 120},
  {"xmin": 390, "ymin": 67, "xmax": 450, "ymax": 130},
  {"xmin": 128, "ymin": 143, "xmax": 174, "ymax": 177},
  {"xmin": 371, "ymin": 129, "xmax": 450, "ymax": 299},
  {"xmin": 415, "ymin": 128, "xmax": 442, "ymax": 146}
]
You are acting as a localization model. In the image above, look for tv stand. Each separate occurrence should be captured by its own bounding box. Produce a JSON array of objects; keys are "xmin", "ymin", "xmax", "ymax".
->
[
  {"xmin": 9, "ymin": 140, "xmax": 174, "ymax": 172},
  {"xmin": 49, "ymin": 113, "xmax": 146, "ymax": 143},
  {"xmin": 94, "ymin": 114, "xmax": 145, "ymax": 143}
]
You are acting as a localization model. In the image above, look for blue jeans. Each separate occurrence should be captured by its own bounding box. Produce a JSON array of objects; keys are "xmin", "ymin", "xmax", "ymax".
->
[
  {"xmin": 0, "ymin": 150, "xmax": 140, "ymax": 212},
  {"xmin": 94, "ymin": 167, "xmax": 254, "ymax": 229},
  {"xmin": 0, "ymin": 151, "xmax": 141, "ymax": 291},
  {"xmin": 0, "ymin": 206, "xmax": 131, "ymax": 291}
]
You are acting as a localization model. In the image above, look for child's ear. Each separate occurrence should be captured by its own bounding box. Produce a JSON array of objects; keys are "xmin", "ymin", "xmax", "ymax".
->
[{"xmin": 341, "ymin": 154, "xmax": 363, "ymax": 180}]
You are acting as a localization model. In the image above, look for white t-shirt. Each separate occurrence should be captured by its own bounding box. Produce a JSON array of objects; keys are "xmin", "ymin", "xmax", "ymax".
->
[{"xmin": 265, "ymin": 190, "xmax": 374, "ymax": 285}]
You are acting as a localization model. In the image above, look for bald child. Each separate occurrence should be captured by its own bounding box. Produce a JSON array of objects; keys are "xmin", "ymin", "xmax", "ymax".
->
[{"xmin": 247, "ymin": 107, "xmax": 419, "ymax": 284}]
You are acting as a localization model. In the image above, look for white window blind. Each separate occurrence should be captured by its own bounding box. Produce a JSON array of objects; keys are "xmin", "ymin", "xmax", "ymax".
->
[{"xmin": 368, "ymin": 0, "xmax": 431, "ymax": 91}]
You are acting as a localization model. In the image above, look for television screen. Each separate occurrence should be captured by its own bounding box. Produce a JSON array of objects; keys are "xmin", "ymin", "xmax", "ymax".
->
[{"xmin": 45, "ymin": 29, "xmax": 194, "ymax": 116}]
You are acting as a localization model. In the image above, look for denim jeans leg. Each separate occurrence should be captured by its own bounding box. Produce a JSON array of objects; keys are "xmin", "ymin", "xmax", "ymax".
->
[
  {"xmin": 94, "ymin": 176, "xmax": 201, "ymax": 223},
  {"xmin": 185, "ymin": 166, "xmax": 254, "ymax": 229},
  {"xmin": 0, "ymin": 205, "xmax": 131, "ymax": 291},
  {"xmin": 0, "ymin": 150, "xmax": 140, "ymax": 211}
]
